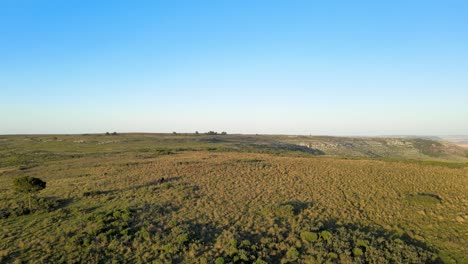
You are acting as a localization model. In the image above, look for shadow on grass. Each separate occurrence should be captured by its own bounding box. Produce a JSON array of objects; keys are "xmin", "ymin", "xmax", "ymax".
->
[
  {"xmin": 213, "ymin": 214, "xmax": 441, "ymax": 263},
  {"xmin": 0, "ymin": 197, "xmax": 77, "ymax": 219},
  {"xmin": 184, "ymin": 220, "xmax": 225, "ymax": 244},
  {"xmin": 320, "ymin": 219, "xmax": 438, "ymax": 254},
  {"xmin": 279, "ymin": 200, "xmax": 313, "ymax": 215},
  {"xmin": 47, "ymin": 197, "xmax": 76, "ymax": 209},
  {"xmin": 82, "ymin": 176, "xmax": 182, "ymax": 197}
]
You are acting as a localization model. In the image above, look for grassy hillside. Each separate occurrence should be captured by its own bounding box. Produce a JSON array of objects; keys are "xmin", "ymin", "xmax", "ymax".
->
[
  {"xmin": 281, "ymin": 136, "xmax": 468, "ymax": 161},
  {"xmin": 0, "ymin": 134, "xmax": 467, "ymax": 263}
]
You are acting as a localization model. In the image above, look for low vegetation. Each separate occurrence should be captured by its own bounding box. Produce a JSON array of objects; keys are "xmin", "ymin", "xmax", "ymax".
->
[{"xmin": 0, "ymin": 134, "xmax": 466, "ymax": 263}]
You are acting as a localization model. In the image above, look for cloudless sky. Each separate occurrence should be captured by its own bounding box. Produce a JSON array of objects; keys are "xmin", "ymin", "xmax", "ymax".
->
[{"xmin": 1, "ymin": 0, "xmax": 467, "ymax": 135}]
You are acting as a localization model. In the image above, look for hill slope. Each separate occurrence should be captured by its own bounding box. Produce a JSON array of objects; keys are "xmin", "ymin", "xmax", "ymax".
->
[{"xmin": 281, "ymin": 135, "xmax": 468, "ymax": 161}]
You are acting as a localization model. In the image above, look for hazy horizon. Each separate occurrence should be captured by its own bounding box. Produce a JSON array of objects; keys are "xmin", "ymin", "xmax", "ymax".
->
[
  {"xmin": 1, "ymin": 1, "xmax": 467, "ymax": 135},
  {"xmin": 1, "ymin": 131, "xmax": 467, "ymax": 139}
]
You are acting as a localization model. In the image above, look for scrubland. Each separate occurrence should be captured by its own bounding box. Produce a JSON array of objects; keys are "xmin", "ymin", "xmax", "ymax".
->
[{"xmin": 0, "ymin": 134, "xmax": 467, "ymax": 263}]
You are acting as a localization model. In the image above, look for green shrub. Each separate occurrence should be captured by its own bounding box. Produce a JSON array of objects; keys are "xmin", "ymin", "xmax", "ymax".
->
[
  {"xmin": 253, "ymin": 258, "xmax": 268, "ymax": 264},
  {"xmin": 300, "ymin": 231, "xmax": 318, "ymax": 243},
  {"xmin": 238, "ymin": 249, "xmax": 249, "ymax": 261},
  {"xmin": 320, "ymin": 230, "xmax": 332, "ymax": 241},
  {"xmin": 274, "ymin": 205, "xmax": 295, "ymax": 219},
  {"xmin": 353, "ymin": 247, "xmax": 363, "ymax": 256},
  {"xmin": 285, "ymin": 247, "xmax": 300, "ymax": 261}
]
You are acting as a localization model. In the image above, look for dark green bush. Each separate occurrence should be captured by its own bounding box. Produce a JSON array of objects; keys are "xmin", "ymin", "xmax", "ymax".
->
[
  {"xmin": 13, "ymin": 176, "xmax": 46, "ymax": 194},
  {"xmin": 12, "ymin": 176, "xmax": 46, "ymax": 209}
]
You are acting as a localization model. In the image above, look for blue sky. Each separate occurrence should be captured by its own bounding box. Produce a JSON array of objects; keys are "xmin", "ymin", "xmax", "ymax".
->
[{"xmin": 1, "ymin": 0, "xmax": 467, "ymax": 135}]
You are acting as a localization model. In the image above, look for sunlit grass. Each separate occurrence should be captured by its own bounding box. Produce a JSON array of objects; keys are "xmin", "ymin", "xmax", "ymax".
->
[{"xmin": 0, "ymin": 134, "xmax": 466, "ymax": 263}]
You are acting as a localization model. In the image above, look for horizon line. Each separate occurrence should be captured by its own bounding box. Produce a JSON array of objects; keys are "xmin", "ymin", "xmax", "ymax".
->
[{"xmin": 1, "ymin": 132, "xmax": 466, "ymax": 138}]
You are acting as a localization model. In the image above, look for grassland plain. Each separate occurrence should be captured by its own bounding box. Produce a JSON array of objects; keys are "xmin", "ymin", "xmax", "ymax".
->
[{"xmin": 0, "ymin": 134, "xmax": 467, "ymax": 263}]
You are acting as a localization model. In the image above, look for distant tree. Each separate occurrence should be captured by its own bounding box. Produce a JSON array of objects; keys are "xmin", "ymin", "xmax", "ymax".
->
[
  {"xmin": 221, "ymin": 131, "xmax": 227, "ymax": 135},
  {"xmin": 173, "ymin": 132, "xmax": 177, "ymax": 135},
  {"xmin": 195, "ymin": 131, "xmax": 199, "ymax": 135},
  {"xmin": 207, "ymin": 131, "xmax": 217, "ymax": 135},
  {"xmin": 13, "ymin": 176, "xmax": 46, "ymax": 209},
  {"xmin": 111, "ymin": 132, "xmax": 118, "ymax": 135},
  {"xmin": 105, "ymin": 132, "xmax": 110, "ymax": 135}
]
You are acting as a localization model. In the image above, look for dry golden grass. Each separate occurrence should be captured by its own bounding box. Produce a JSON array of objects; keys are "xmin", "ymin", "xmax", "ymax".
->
[{"xmin": 0, "ymin": 135, "xmax": 467, "ymax": 263}]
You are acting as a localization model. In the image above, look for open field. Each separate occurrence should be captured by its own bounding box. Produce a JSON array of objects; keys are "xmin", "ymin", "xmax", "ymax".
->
[
  {"xmin": 0, "ymin": 134, "xmax": 467, "ymax": 263},
  {"xmin": 458, "ymin": 144, "xmax": 468, "ymax": 149},
  {"xmin": 439, "ymin": 136, "xmax": 468, "ymax": 150}
]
